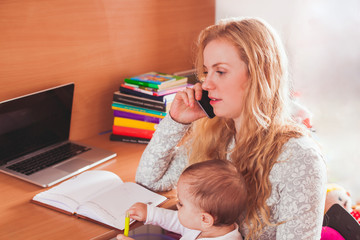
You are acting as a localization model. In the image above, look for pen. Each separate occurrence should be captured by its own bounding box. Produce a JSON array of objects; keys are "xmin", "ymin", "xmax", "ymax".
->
[{"xmin": 124, "ymin": 212, "xmax": 130, "ymax": 237}]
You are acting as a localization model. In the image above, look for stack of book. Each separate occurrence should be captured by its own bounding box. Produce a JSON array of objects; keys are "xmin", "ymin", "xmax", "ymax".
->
[{"xmin": 110, "ymin": 71, "xmax": 192, "ymax": 144}]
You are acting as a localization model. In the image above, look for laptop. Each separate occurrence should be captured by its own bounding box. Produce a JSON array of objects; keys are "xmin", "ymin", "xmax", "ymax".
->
[{"xmin": 0, "ymin": 83, "xmax": 116, "ymax": 187}]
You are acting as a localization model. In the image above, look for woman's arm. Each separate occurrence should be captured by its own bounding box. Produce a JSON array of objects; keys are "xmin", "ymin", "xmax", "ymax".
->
[
  {"xmin": 272, "ymin": 136, "xmax": 327, "ymax": 240},
  {"xmin": 136, "ymin": 84, "xmax": 205, "ymax": 191},
  {"xmin": 135, "ymin": 115, "xmax": 191, "ymax": 191}
]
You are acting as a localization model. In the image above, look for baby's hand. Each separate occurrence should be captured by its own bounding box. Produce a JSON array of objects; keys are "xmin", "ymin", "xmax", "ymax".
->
[
  {"xmin": 127, "ymin": 202, "xmax": 147, "ymax": 222},
  {"xmin": 116, "ymin": 234, "xmax": 134, "ymax": 240}
]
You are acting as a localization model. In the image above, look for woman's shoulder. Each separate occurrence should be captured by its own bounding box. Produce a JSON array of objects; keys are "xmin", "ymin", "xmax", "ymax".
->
[
  {"xmin": 272, "ymin": 134, "xmax": 326, "ymax": 178},
  {"xmin": 282, "ymin": 134, "xmax": 323, "ymax": 157}
]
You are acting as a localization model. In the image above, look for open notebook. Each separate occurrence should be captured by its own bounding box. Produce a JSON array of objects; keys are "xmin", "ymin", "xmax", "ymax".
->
[
  {"xmin": 0, "ymin": 83, "xmax": 116, "ymax": 187},
  {"xmin": 32, "ymin": 170, "xmax": 168, "ymax": 230}
]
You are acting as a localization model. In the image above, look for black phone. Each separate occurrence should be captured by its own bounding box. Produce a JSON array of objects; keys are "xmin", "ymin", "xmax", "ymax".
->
[{"xmin": 196, "ymin": 90, "xmax": 215, "ymax": 118}]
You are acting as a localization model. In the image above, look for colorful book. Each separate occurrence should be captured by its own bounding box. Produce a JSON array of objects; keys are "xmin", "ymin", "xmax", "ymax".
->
[
  {"xmin": 110, "ymin": 134, "xmax": 150, "ymax": 144},
  {"xmin": 113, "ymin": 110, "xmax": 162, "ymax": 124},
  {"xmin": 31, "ymin": 170, "xmax": 167, "ymax": 231},
  {"xmin": 113, "ymin": 91, "xmax": 169, "ymax": 112},
  {"xmin": 124, "ymin": 72, "xmax": 188, "ymax": 90},
  {"xmin": 129, "ymin": 72, "xmax": 176, "ymax": 84},
  {"xmin": 114, "ymin": 117, "xmax": 158, "ymax": 131},
  {"xmin": 120, "ymin": 85, "xmax": 165, "ymax": 101},
  {"xmin": 112, "ymin": 106, "xmax": 165, "ymax": 119},
  {"xmin": 119, "ymin": 85, "xmax": 177, "ymax": 102},
  {"xmin": 112, "ymin": 125, "xmax": 155, "ymax": 139},
  {"xmin": 120, "ymin": 83, "xmax": 192, "ymax": 97},
  {"xmin": 112, "ymin": 102, "xmax": 166, "ymax": 117}
]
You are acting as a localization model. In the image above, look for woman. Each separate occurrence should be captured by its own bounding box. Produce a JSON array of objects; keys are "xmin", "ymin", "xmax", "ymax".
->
[{"xmin": 135, "ymin": 17, "xmax": 326, "ymax": 239}]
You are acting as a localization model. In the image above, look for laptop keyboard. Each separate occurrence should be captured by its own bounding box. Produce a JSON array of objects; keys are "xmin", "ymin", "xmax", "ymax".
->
[{"xmin": 7, "ymin": 143, "xmax": 91, "ymax": 175}]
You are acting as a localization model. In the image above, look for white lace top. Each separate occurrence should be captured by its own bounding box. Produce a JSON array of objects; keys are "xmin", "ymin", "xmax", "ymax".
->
[{"xmin": 135, "ymin": 115, "xmax": 327, "ymax": 240}]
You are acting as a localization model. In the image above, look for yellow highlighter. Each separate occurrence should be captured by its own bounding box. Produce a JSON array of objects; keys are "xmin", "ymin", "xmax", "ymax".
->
[{"xmin": 124, "ymin": 212, "xmax": 130, "ymax": 237}]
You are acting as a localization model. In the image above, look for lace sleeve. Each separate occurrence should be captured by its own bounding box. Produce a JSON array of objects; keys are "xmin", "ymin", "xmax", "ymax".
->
[
  {"xmin": 135, "ymin": 115, "xmax": 190, "ymax": 191},
  {"xmin": 271, "ymin": 137, "xmax": 327, "ymax": 240}
]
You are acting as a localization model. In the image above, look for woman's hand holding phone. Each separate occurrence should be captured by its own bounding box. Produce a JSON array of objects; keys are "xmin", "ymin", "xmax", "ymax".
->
[
  {"xmin": 196, "ymin": 89, "xmax": 215, "ymax": 118},
  {"xmin": 169, "ymin": 83, "xmax": 207, "ymax": 124}
]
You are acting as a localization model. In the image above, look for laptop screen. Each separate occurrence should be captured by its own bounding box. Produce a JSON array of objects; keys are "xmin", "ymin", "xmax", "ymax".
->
[{"xmin": 0, "ymin": 83, "xmax": 74, "ymax": 165}]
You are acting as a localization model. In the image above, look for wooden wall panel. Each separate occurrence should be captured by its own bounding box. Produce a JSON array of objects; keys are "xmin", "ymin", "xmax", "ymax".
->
[{"xmin": 0, "ymin": 0, "xmax": 215, "ymax": 140}]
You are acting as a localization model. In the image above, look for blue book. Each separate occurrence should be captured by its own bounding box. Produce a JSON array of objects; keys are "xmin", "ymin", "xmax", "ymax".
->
[{"xmin": 111, "ymin": 102, "xmax": 167, "ymax": 117}]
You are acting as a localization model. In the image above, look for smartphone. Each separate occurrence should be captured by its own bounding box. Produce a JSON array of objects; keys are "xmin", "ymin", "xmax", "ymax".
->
[{"xmin": 196, "ymin": 90, "xmax": 215, "ymax": 118}]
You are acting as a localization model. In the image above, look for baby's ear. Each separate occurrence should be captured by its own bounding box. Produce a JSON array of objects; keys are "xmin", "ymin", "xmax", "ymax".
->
[{"xmin": 201, "ymin": 212, "xmax": 214, "ymax": 228}]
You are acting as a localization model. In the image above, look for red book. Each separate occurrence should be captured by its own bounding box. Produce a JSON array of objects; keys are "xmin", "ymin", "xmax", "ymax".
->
[{"xmin": 112, "ymin": 125, "xmax": 154, "ymax": 139}]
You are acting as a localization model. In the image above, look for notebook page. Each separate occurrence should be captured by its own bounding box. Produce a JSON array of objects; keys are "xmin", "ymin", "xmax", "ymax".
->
[
  {"xmin": 33, "ymin": 170, "xmax": 122, "ymax": 213},
  {"xmin": 76, "ymin": 182, "xmax": 167, "ymax": 230}
]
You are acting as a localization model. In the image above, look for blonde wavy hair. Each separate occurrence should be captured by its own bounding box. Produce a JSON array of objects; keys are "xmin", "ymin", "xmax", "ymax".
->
[{"xmin": 186, "ymin": 17, "xmax": 305, "ymax": 239}]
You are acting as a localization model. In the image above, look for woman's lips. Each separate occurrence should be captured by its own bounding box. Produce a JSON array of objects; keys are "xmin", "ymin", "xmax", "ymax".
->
[{"xmin": 209, "ymin": 96, "xmax": 221, "ymax": 105}]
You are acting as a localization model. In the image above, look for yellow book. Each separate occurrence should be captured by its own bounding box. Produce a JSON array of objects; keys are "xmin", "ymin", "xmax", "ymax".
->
[{"xmin": 114, "ymin": 117, "xmax": 158, "ymax": 131}]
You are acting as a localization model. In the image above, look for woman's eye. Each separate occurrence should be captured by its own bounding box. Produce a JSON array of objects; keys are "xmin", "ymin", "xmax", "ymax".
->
[{"xmin": 216, "ymin": 71, "xmax": 225, "ymax": 75}]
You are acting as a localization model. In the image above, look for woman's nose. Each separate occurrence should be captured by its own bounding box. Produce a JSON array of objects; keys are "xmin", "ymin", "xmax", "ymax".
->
[{"xmin": 202, "ymin": 74, "xmax": 215, "ymax": 90}]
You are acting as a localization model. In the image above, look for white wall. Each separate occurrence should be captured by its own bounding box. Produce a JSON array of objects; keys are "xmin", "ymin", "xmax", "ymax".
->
[{"xmin": 216, "ymin": 0, "xmax": 360, "ymax": 202}]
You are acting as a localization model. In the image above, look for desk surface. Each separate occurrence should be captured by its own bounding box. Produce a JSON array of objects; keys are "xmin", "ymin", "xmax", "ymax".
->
[{"xmin": 0, "ymin": 134, "xmax": 176, "ymax": 240}]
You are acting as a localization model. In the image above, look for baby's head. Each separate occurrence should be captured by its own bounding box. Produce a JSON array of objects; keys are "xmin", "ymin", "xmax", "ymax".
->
[{"xmin": 176, "ymin": 159, "xmax": 247, "ymax": 230}]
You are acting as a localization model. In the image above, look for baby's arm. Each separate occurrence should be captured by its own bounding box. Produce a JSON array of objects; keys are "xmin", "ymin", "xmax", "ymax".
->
[
  {"xmin": 145, "ymin": 204, "xmax": 187, "ymax": 235},
  {"xmin": 125, "ymin": 202, "xmax": 186, "ymax": 235},
  {"xmin": 125, "ymin": 203, "xmax": 190, "ymax": 237}
]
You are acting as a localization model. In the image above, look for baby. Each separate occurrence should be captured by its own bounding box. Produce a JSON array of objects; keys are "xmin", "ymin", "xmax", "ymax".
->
[{"xmin": 117, "ymin": 159, "xmax": 247, "ymax": 240}]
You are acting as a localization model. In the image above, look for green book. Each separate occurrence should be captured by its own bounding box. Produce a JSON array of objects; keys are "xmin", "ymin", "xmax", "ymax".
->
[
  {"xmin": 124, "ymin": 72, "xmax": 187, "ymax": 90},
  {"xmin": 124, "ymin": 78, "xmax": 160, "ymax": 89}
]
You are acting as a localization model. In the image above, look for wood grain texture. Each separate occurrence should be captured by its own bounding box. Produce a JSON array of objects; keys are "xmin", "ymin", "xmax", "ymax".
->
[
  {"xmin": 0, "ymin": 0, "xmax": 215, "ymax": 140},
  {"xmin": 0, "ymin": 133, "xmax": 177, "ymax": 239}
]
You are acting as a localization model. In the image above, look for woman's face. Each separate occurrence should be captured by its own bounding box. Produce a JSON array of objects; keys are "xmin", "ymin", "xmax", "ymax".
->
[{"xmin": 202, "ymin": 39, "xmax": 249, "ymax": 122}]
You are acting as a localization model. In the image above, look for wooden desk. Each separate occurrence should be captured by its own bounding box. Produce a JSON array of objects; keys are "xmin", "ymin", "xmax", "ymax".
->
[{"xmin": 0, "ymin": 133, "xmax": 176, "ymax": 240}]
